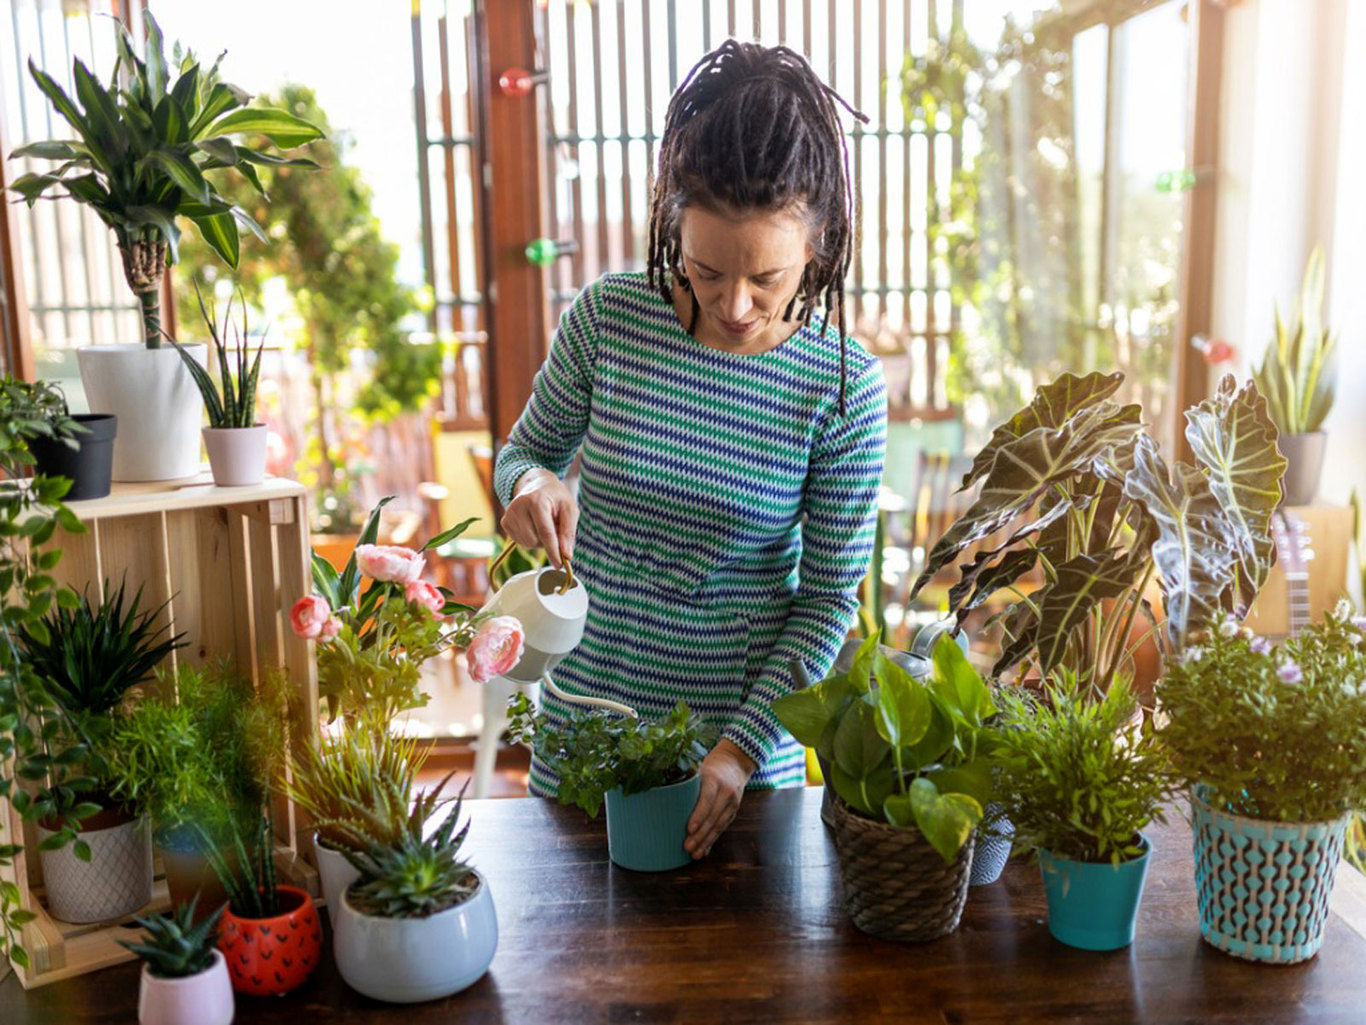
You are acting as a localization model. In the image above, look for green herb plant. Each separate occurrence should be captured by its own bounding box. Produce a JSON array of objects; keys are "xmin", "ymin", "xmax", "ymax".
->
[
  {"xmin": 343, "ymin": 772, "xmax": 477, "ymax": 919},
  {"xmin": 995, "ymin": 672, "xmax": 1174, "ymax": 866},
  {"xmin": 506, "ymin": 695, "xmax": 711, "ymax": 819},
  {"xmin": 169, "ymin": 285, "xmax": 263, "ymax": 429},
  {"xmin": 9, "ymin": 10, "xmax": 322, "ymax": 347},
  {"xmin": 772, "ymin": 632, "xmax": 999, "ymax": 864},
  {"xmin": 118, "ymin": 895, "xmax": 224, "ymax": 978},
  {"xmin": 1251, "ymin": 247, "xmax": 1336, "ymax": 436},
  {"xmin": 0, "ymin": 377, "xmax": 83, "ymax": 472},
  {"xmin": 1159, "ymin": 605, "xmax": 1366, "ymax": 823}
]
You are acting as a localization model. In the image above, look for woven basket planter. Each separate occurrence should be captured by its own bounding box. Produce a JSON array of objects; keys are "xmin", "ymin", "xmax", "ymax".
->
[
  {"xmin": 828, "ymin": 793, "xmax": 974, "ymax": 942},
  {"xmin": 1191, "ymin": 785, "xmax": 1349, "ymax": 964}
]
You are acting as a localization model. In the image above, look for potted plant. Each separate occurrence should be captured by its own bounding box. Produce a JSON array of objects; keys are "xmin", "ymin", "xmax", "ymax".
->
[
  {"xmin": 171, "ymin": 286, "xmax": 266, "ymax": 487},
  {"xmin": 994, "ymin": 673, "xmax": 1175, "ymax": 950},
  {"xmin": 104, "ymin": 661, "xmax": 288, "ymax": 916},
  {"xmin": 911, "ymin": 371, "xmax": 1285, "ymax": 697},
  {"xmin": 1158, "ymin": 605, "xmax": 1366, "ymax": 964},
  {"xmin": 119, "ymin": 897, "xmax": 233, "ymax": 1025},
  {"xmin": 1252, "ymin": 247, "xmax": 1336, "ymax": 505},
  {"xmin": 1, "ymin": 376, "xmax": 117, "ymax": 501},
  {"xmin": 772, "ymin": 632, "xmax": 999, "ymax": 942},
  {"xmin": 9, "ymin": 11, "xmax": 320, "ymax": 482},
  {"xmin": 332, "ymin": 774, "xmax": 496, "ymax": 1003},
  {"xmin": 282, "ymin": 728, "xmax": 426, "ymax": 911},
  {"xmin": 506, "ymin": 695, "xmax": 711, "ymax": 872},
  {"xmin": 19, "ymin": 578, "xmax": 184, "ymax": 924},
  {"xmin": 208, "ymin": 813, "xmax": 321, "ymax": 998}
]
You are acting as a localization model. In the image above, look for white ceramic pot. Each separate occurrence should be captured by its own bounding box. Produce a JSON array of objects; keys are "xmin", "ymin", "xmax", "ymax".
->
[
  {"xmin": 137, "ymin": 948, "xmax": 235, "ymax": 1025},
  {"xmin": 37, "ymin": 813, "xmax": 153, "ymax": 924},
  {"xmin": 77, "ymin": 344, "xmax": 206, "ymax": 482},
  {"xmin": 332, "ymin": 871, "xmax": 497, "ymax": 1003},
  {"xmin": 478, "ymin": 566, "xmax": 587, "ymax": 682},
  {"xmin": 202, "ymin": 426, "xmax": 267, "ymax": 487},
  {"xmin": 313, "ymin": 833, "xmax": 361, "ymax": 913}
]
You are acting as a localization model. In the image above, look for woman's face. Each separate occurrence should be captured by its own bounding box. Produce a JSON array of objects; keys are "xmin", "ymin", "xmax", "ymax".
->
[{"xmin": 677, "ymin": 203, "xmax": 814, "ymax": 353}]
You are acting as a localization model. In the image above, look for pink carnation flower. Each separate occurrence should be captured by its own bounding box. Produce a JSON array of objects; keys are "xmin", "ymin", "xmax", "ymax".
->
[
  {"xmin": 355, "ymin": 544, "xmax": 425, "ymax": 584},
  {"xmin": 466, "ymin": 616, "xmax": 525, "ymax": 684},
  {"xmin": 405, "ymin": 579, "xmax": 446, "ymax": 617},
  {"xmin": 317, "ymin": 614, "xmax": 342, "ymax": 642},
  {"xmin": 290, "ymin": 595, "xmax": 334, "ymax": 640}
]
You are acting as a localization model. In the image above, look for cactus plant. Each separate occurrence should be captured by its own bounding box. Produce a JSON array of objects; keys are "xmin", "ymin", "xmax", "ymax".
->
[{"xmin": 119, "ymin": 896, "xmax": 225, "ymax": 978}]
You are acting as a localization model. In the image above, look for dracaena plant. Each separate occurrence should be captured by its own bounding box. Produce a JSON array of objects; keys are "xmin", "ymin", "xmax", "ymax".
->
[
  {"xmin": 8, "ymin": 10, "xmax": 322, "ymax": 347},
  {"xmin": 910, "ymin": 371, "xmax": 1286, "ymax": 690},
  {"xmin": 1252, "ymin": 247, "xmax": 1336, "ymax": 436},
  {"xmin": 772, "ymin": 633, "xmax": 1000, "ymax": 864},
  {"xmin": 169, "ymin": 285, "xmax": 263, "ymax": 429}
]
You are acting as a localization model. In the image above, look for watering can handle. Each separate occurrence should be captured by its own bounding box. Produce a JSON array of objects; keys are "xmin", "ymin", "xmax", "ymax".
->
[
  {"xmin": 541, "ymin": 672, "xmax": 638, "ymax": 719},
  {"xmin": 489, "ymin": 540, "xmax": 575, "ymax": 594}
]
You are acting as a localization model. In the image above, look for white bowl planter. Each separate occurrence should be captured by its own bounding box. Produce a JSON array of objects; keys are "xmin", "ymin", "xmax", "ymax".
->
[
  {"xmin": 332, "ymin": 871, "xmax": 497, "ymax": 1003},
  {"xmin": 137, "ymin": 948, "xmax": 235, "ymax": 1025},
  {"xmin": 36, "ymin": 813, "xmax": 153, "ymax": 924},
  {"xmin": 202, "ymin": 425, "xmax": 268, "ymax": 487},
  {"xmin": 77, "ymin": 344, "xmax": 206, "ymax": 482},
  {"xmin": 313, "ymin": 833, "xmax": 360, "ymax": 912}
]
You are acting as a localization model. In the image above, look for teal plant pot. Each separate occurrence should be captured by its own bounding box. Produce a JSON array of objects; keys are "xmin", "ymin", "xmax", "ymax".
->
[
  {"xmin": 1190, "ymin": 784, "xmax": 1348, "ymax": 964},
  {"xmin": 1038, "ymin": 835, "xmax": 1151, "ymax": 951},
  {"xmin": 604, "ymin": 773, "xmax": 701, "ymax": 872}
]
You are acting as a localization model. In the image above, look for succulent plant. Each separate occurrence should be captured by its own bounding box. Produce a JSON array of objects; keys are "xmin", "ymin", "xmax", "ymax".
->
[
  {"xmin": 119, "ymin": 896, "xmax": 224, "ymax": 978},
  {"xmin": 343, "ymin": 772, "xmax": 477, "ymax": 919}
]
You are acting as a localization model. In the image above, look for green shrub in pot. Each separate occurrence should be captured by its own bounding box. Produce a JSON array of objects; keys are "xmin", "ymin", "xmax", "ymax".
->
[
  {"xmin": 995, "ymin": 672, "xmax": 1175, "ymax": 950},
  {"xmin": 506, "ymin": 695, "xmax": 711, "ymax": 870},
  {"xmin": 1159, "ymin": 606, "xmax": 1366, "ymax": 963},
  {"xmin": 0, "ymin": 376, "xmax": 117, "ymax": 501},
  {"xmin": 119, "ymin": 896, "xmax": 233, "ymax": 1025}
]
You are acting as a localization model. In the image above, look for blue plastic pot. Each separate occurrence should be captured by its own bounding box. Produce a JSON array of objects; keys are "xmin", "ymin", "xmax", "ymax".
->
[
  {"xmin": 1038, "ymin": 835, "xmax": 1151, "ymax": 951},
  {"xmin": 604, "ymin": 773, "xmax": 701, "ymax": 871}
]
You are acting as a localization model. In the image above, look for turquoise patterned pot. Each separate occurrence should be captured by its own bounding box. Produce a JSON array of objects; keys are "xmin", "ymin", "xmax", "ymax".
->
[
  {"xmin": 1038, "ymin": 835, "xmax": 1151, "ymax": 950},
  {"xmin": 1191, "ymin": 784, "xmax": 1349, "ymax": 964},
  {"xmin": 604, "ymin": 774, "xmax": 701, "ymax": 872}
]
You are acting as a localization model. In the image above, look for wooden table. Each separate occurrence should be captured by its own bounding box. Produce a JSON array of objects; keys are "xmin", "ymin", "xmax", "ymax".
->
[{"xmin": 5, "ymin": 788, "xmax": 1366, "ymax": 1024}]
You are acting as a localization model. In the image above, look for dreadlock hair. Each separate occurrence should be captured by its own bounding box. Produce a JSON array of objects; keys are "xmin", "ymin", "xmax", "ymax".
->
[{"xmin": 646, "ymin": 40, "xmax": 868, "ymax": 413}]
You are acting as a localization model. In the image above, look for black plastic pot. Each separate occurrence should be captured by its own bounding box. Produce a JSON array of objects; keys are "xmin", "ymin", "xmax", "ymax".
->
[{"xmin": 28, "ymin": 413, "xmax": 117, "ymax": 500}]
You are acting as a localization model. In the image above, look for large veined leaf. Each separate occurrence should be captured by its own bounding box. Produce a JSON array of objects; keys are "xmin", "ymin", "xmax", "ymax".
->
[
  {"xmin": 963, "ymin": 370, "xmax": 1125, "ymax": 489},
  {"xmin": 1031, "ymin": 549, "xmax": 1133, "ymax": 676},
  {"xmin": 1184, "ymin": 374, "xmax": 1285, "ymax": 615},
  {"xmin": 947, "ymin": 547, "xmax": 1039, "ymax": 616},
  {"xmin": 993, "ymin": 603, "xmax": 1041, "ymax": 678},
  {"xmin": 1122, "ymin": 435, "xmax": 1235, "ymax": 650},
  {"xmin": 912, "ymin": 400, "xmax": 1143, "ymax": 600}
]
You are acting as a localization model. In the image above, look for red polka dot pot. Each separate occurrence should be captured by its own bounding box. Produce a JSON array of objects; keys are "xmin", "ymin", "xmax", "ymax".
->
[{"xmin": 217, "ymin": 885, "xmax": 322, "ymax": 997}]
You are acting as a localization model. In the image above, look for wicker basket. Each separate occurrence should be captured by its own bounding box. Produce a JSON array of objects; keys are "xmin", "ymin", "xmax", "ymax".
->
[{"xmin": 828, "ymin": 793, "xmax": 974, "ymax": 942}]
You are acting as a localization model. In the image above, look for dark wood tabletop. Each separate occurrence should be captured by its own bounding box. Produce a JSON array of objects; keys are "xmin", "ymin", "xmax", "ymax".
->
[{"xmin": 5, "ymin": 786, "xmax": 1366, "ymax": 1024}]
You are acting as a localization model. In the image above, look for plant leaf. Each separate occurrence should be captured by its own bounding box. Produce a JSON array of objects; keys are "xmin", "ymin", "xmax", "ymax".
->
[
  {"xmin": 908, "ymin": 777, "xmax": 981, "ymax": 864},
  {"xmin": 205, "ymin": 108, "xmax": 324, "ymax": 148}
]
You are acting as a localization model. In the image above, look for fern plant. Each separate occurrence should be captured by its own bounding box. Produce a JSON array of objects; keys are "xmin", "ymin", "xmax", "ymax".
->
[
  {"xmin": 170, "ymin": 284, "xmax": 263, "ymax": 429},
  {"xmin": 118, "ymin": 896, "xmax": 224, "ymax": 978},
  {"xmin": 1252, "ymin": 247, "xmax": 1337, "ymax": 435}
]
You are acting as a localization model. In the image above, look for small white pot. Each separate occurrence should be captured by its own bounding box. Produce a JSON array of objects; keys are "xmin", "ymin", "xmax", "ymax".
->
[
  {"xmin": 77, "ymin": 344, "xmax": 206, "ymax": 482},
  {"xmin": 313, "ymin": 833, "xmax": 361, "ymax": 913},
  {"xmin": 37, "ymin": 813, "xmax": 153, "ymax": 924},
  {"xmin": 138, "ymin": 948, "xmax": 235, "ymax": 1025},
  {"xmin": 332, "ymin": 871, "xmax": 497, "ymax": 1003},
  {"xmin": 202, "ymin": 426, "xmax": 267, "ymax": 487}
]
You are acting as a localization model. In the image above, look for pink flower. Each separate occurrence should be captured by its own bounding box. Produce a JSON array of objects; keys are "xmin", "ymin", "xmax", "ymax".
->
[
  {"xmin": 466, "ymin": 616, "xmax": 525, "ymax": 684},
  {"xmin": 405, "ymin": 579, "xmax": 446, "ymax": 617},
  {"xmin": 1250, "ymin": 636, "xmax": 1272, "ymax": 656},
  {"xmin": 1277, "ymin": 661, "xmax": 1303, "ymax": 684},
  {"xmin": 290, "ymin": 595, "xmax": 334, "ymax": 640},
  {"xmin": 355, "ymin": 544, "xmax": 425, "ymax": 584},
  {"xmin": 318, "ymin": 615, "xmax": 342, "ymax": 642}
]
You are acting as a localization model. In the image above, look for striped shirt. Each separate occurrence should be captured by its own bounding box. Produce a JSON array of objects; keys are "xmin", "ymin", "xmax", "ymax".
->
[{"xmin": 494, "ymin": 272, "xmax": 887, "ymax": 792}]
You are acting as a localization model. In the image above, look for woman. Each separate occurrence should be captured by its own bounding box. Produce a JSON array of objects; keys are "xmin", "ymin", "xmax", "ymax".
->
[{"xmin": 495, "ymin": 41, "xmax": 886, "ymax": 858}]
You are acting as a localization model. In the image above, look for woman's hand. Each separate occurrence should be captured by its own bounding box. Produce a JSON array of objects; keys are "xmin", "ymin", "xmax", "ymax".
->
[
  {"xmin": 501, "ymin": 468, "xmax": 578, "ymax": 568},
  {"xmin": 684, "ymin": 738, "xmax": 757, "ymax": 859}
]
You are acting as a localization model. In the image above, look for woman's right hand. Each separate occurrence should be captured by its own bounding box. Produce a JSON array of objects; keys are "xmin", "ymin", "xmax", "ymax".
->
[{"xmin": 500, "ymin": 468, "xmax": 579, "ymax": 568}]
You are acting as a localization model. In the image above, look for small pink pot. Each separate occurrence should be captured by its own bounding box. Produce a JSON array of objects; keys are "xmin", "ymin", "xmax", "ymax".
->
[
  {"xmin": 202, "ymin": 425, "xmax": 268, "ymax": 487},
  {"xmin": 137, "ymin": 947, "xmax": 235, "ymax": 1025}
]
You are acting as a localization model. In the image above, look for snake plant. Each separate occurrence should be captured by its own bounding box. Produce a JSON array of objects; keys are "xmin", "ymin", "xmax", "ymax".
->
[
  {"xmin": 1252, "ymin": 247, "xmax": 1337, "ymax": 435},
  {"xmin": 8, "ymin": 11, "xmax": 322, "ymax": 347},
  {"xmin": 169, "ymin": 285, "xmax": 263, "ymax": 429}
]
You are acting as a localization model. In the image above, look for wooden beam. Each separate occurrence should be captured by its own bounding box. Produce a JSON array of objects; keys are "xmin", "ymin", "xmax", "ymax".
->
[
  {"xmin": 0, "ymin": 107, "xmax": 35, "ymax": 381},
  {"xmin": 477, "ymin": 0, "xmax": 549, "ymax": 447}
]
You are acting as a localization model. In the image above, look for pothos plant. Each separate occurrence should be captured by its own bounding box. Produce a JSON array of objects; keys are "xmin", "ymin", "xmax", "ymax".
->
[
  {"xmin": 911, "ymin": 371, "xmax": 1286, "ymax": 689},
  {"xmin": 772, "ymin": 632, "xmax": 999, "ymax": 864}
]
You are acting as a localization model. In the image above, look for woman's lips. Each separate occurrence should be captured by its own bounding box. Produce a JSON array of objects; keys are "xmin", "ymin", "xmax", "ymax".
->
[{"xmin": 718, "ymin": 317, "xmax": 758, "ymax": 337}]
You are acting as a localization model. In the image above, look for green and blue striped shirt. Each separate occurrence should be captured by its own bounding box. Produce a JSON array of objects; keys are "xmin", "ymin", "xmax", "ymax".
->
[{"xmin": 495, "ymin": 272, "xmax": 886, "ymax": 792}]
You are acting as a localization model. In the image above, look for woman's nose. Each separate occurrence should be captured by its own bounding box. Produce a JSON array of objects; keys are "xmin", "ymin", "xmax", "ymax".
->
[{"xmin": 719, "ymin": 282, "xmax": 753, "ymax": 321}]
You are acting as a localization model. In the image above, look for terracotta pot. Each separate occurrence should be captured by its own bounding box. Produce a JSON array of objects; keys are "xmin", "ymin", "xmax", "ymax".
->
[
  {"xmin": 217, "ymin": 885, "xmax": 322, "ymax": 997},
  {"xmin": 158, "ymin": 844, "xmax": 233, "ymax": 922},
  {"xmin": 310, "ymin": 534, "xmax": 360, "ymax": 574}
]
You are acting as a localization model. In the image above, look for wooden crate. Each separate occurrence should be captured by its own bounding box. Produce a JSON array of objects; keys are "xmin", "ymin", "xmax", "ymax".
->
[{"xmin": 3, "ymin": 473, "xmax": 319, "ymax": 989}]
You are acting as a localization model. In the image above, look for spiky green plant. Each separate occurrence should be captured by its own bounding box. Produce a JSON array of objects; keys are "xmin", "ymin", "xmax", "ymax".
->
[
  {"xmin": 1252, "ymin": 247, "xmax": 1337, "ymax": 435},
  {"xmin": 342, "ymin": 772, "xmax": 477, "ymax": 919},
  {"xmin": 283, "ymin": 727, "xmax": 426, "ymax": 854},
  {"xmin": 169, "ymin": 284, "xmax": 263, "ymax": 429},
  {"xmin": 203, "ymin": 811, "xmax": 279, "ymax": 919},
  {"xmin": 118, "ymin": 896, "xmax": 224, "ymax": 978}
]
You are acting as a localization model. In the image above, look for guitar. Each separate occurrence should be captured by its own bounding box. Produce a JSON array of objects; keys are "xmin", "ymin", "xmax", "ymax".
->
[{"xmin": 1270, "ymin": 509, "xmax": 1314, "ymax": 636}]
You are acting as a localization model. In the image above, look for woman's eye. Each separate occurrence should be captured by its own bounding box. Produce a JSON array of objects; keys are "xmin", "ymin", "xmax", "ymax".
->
[
  {"xmin": 753, "ymin": 275, "xmax": 780, "ymax": 288},
  {"xmin": 695, "ymin": 270, "xmax": 720, "ymax": 282}
]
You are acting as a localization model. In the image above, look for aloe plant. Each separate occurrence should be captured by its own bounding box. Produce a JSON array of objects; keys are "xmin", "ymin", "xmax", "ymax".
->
[
  {"xmin": 8, "ymin": 11, "xmax": 322, "ymax": 347},
  {"xmin": 170, "ymin": 285, "xmax": 263, "ymax": 429},
  {"xmin": 910, "ymin": 371, "xmax": 1285, "ymax": 690},
  {"xmin": 1252, "ymin": 248, "xmax": 1336, "ymax": 435},
  {"xmin": 119, "ymin": 896, "xmax": 224, "ymax": 978}
]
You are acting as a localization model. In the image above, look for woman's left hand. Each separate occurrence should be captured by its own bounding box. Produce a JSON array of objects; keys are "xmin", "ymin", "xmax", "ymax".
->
[{"xmin": 684, "ymin": 738, "xmax": 757, "ymax": 859}]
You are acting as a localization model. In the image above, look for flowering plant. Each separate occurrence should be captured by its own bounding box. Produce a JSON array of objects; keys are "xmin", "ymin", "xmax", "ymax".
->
[
  {"xmin": 293, "ymin": 497, "xmax": 523, "ymax": 723},
  {"xmin": 1157, "ymin": 603, "xmax": 1366, "ymax": 823}
]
